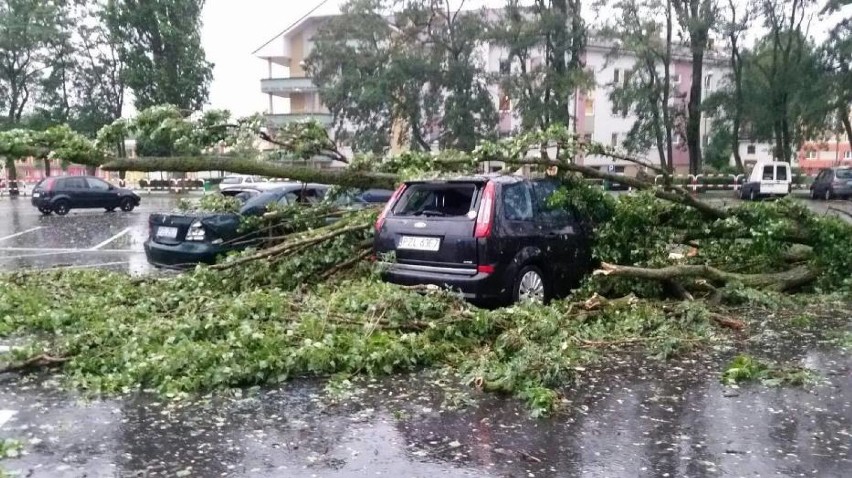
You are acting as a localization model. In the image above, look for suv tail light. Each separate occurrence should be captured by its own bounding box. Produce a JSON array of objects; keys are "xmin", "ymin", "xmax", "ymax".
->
[
  {"xmin": 375, "ymin": 184, "xmax": 407, "ymax": 231},
  {"xmin": 474, "ymin": 181, "xmax": 496, "ymax": 238}
]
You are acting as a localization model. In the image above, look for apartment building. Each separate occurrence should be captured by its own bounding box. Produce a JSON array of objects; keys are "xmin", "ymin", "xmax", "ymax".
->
[
  {"xmin": 254, "ymin": 8, "xmax": 735, "ymax": 174},
  {"xmin": 798, "ymin": 137, "xmax": 852, "ymax": 174}
]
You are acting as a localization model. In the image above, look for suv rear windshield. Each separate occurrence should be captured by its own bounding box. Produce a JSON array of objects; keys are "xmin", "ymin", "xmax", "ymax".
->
[
  {"xmin": 836, "ymin": 169, "xmax": 852, "ymax": 179},
  {"xmin": 393, "ymin": 183, "xmax": 478, "ymax": 218}
]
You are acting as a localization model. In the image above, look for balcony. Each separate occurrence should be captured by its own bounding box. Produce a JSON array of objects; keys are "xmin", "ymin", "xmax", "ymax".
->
[
  {"xmin": 266, "ymin": 113, "xmax": 333, "ymax": 127},
  {"xmin": 261, "ymin": 77, "xmax": 317, "ymax": 96}
]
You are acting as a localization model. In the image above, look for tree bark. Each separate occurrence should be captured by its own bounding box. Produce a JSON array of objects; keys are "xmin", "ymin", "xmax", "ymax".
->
[
  {"xmin": 102, "ymin": 157, "xmax": 399, "ymax": 190},
  {"xmin": 839, "ymin": 104, "xmax": 852, "ymax": 152},
  {"xmin": 686, "ymin": 42, "xmax": 705, "ymax": 174},
  {"xmin": 5, "ymin": 158, "xmax": 20, "ymax": 196},
  {"xmin": 594, "ymin": 262, "xmax": 816, "ymax": 292},
  {"xmin": 728, "ymin": 0, "xmax": 745, "ymax": 172},
  {"xmin": 43, "ymin": 158, "xmax": 51, "ymax": 177}
]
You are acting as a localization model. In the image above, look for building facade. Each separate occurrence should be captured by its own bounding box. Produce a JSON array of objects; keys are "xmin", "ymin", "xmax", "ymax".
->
[
  {"xmin": 797, "ymin": 137, "xmax": 852, "ymax": 174},
  {"xmin": 255, "ymin": 9, "xmax": 756, "ymax": 175}
]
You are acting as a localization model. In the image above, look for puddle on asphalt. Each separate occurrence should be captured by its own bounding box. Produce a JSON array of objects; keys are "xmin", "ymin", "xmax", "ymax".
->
[{"xmin": 1, "ymin": 337, "xmax": 849, "ymax": 477}]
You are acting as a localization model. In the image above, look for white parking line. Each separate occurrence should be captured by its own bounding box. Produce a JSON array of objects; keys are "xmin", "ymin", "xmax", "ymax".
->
[
  {"xmin": 0, "ymin": 410, "xmax": 16, "ymax": 429},
  {"xmin": 0, "ymin": 227, "xmax": 42, "ymax": 242},
  {"xmin": 89, "ymin": 227, "xmax": 132, "ymax": 250},
  {"xmin": 0, "ymin": 247, "xmax": 137, "ymax": 255}
]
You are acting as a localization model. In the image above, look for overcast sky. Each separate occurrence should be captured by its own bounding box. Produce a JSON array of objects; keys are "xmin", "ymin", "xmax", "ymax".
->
[{"xmin": 199, "ymin": 0, "xmax": 848, "ymax": 118}]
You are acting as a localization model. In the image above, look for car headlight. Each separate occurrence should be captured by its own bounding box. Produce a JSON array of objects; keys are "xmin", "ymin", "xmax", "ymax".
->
[{"xmin": 186, "ymin": 221, "xmax": 206, "ymax": 241}]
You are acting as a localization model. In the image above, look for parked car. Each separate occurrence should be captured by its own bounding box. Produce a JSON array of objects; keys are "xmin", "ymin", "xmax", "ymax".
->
[
  {"xmin": 810, "ymin": 167, "xmax": 852, "ymax": 200},
  {"xmin": 145, "ymin": 184, "xmax": 392, "ymax": 268},
  {"xmin": 31, "ymin": 176, "xmax": 141, "ymax": 216},
  {"xmin": 218, "ymin": 175, "xmax": 265, "ymax": 191},
  {"xmin": 738, "ymin": 161, "xmax": 792, "ymax": 201},
  {"xmin": 373, "ymin": 175, "xmax": 594, "ymax": 304},
  {"xmin": 219, "ymin": 182, "xmax": 285, "ymax": 203}
]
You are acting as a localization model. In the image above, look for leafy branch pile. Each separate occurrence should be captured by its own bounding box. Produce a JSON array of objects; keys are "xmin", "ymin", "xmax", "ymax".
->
[{"xmin": 0, "ymin": 269, "xmax": 726, "ymax": 416}]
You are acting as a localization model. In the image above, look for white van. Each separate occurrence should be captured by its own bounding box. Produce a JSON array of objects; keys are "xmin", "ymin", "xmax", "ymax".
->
[{"xmin": 739, "ymin": 161, "xmax": 792, "ymax": 201}]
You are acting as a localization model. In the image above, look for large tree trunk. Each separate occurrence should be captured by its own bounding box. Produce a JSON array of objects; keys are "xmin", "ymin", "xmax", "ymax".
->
[
  {"xmin": 686, "ymin": 45, "xmax": 705, "ymax": 175},
  {"xmin": 102, "ymin": 157, "xmax": 399, "ymax": 190},
  {"xmin": 5, "ymin": 158, "xmax": 19, "ymax": 196},
  {"xmin": 595, "ymin": 262, "xmax": 817, "ymax": 292},
  {"xmin": 728, "ymin": 5, "xmax": 745, "ymax": 173},
  {"xmin": 43, "ymin": 158, "xmax": 51, "ymax": 178},
  {"xmin": 664, "ymin": 0, "xmax": 675, "ymax": 173},
  {"xmin": 839, "ymin": 104, "xmax": 852, "ymax": 152}
]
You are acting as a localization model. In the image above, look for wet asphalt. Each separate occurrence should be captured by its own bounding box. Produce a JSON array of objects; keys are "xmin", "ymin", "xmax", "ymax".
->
[
  {"xmin": 0, "ymin": 194, "xmax": 184, "ymax": 275},
  {"xmin": 0, "ymin": 192, "xmax": 850, "ymax": 477},
  {"xmin": 1, "ymin": 344, "xmax": 849, "ymax": 477}
]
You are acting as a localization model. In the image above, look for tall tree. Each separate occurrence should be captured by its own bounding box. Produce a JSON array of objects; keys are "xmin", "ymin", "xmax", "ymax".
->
[
  {"xmin": 398, "ymin": 0, "xmax": 496, "ymax": 151},
  {"xmin": 819, "ymin": 10, "xmax": 851, "ymax": 149},
  {"xmin": 489, "ymin": 0, "xmax": 590, "ymax": 132},
  {"xmin": 307, "ymin": 0, "xmax": 495, "ymax": 153},
  {"xmin": 672, "ymin": 0, "xmax": 718, "ymax": 175},
  {"xmin": 104, "ymin": 0, "xmax": 213, "ymax": 112},
  {"xmin": 0, "ymin": 0, "xmax": 69, "ymax": 193},
  {"xmin": 603, "ymin": 0, "xmax": 678, "ymax": 172}
]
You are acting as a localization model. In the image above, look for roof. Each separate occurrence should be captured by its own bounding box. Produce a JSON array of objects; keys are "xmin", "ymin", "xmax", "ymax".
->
[
  {"xmin": 406, "ymin": 173, "xmax": 525, "ymax": 185},
  {"xmin": 252, "ymin": 0, "xmax": 339, "ymax": 57}
]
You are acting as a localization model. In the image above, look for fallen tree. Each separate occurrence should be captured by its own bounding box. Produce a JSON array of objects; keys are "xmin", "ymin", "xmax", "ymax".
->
[
  {"xmin": 3, "ymin": 118, "xmax": 851, "ymax": 417},
  {"xmin": 102, "ymin": 156, "xmax": 398, "ymax": 190}
]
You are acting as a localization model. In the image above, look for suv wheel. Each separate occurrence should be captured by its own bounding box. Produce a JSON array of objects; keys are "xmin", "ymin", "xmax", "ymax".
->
[
  {"xmin": 53, "ymin": 200, "xmax": 70, "ymax": 216},
  {"xmin": 120, "ymin": 197, "xmax": 135, "ymax": 212},
  {"xmin": 513, "ymin": 265, "xmax": 547, "ymax": 304},
  {"xmin": 749, "ymin": 189, "xmax": 757, "ymax": 201},
  {"xmin": 824, "ymin": 188, "xmax": 832, "ymax": 201}
]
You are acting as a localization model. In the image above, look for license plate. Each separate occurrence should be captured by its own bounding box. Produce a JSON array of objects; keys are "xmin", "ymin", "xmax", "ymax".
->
[
  {"xmin": 156, "ymin": 226, "xmax": 178, "ymax": 239},
  {"xmin": 398, "ymin": 236, "xmax": 440, "ymax": 251},
  {"xmin": 32, "ymin": 192, "xmax": 40, "ymax": 197}
]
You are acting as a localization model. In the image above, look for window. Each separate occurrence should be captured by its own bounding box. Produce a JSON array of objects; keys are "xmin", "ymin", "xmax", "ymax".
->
[
  {"xmin": 746, "ymin": 145, "xmax": 756, "ymax": 155},
  {"xmin": 613, "ymin": 68, "xmax": 620, "ymax": 83},
  {"xmin": 499, "ymin": 59, "xmax": 510, "ymax": 75},
  {"xmin": 845, "ymin": 151, "xmax": 851, "ymax": 160},
  {"xmin": 62, "ymin": 177, "xmax": 88, "ymax": 189},
  {"xmin": 776, "ymin": 165, "xmax": 788, "ymax": 181},
  {"xmin": 835, "ymin": 169, "xmax": 852, "ymax": 179},
  {"xmin": 501, "ymin": 183, "xmax": 533, "ymax": 221},
  {"xmin": 394, "ymin": 183, "xmax": 476, "ymax": 217},
  {"xmin": 611, "ymin": 133, "xmax": 618, "ymax": 147},
  {"xmin": 86, "ymin": 178, "xmax": 111, "ymax": 191},
  {"xmin": 762, "ymin": 165, "xmax": 774, "ymax": 181},
  {"xmin": 704, "ymin": 74, "xmax": 712, "ymax": 88},
  {"xmin": 584, "ymin": 97, "xmax": 594, "ymax": 115},
  {"xmin": 806, "ymin": 151, "xmax": 817, "ymax": 159},
  {"xmin": 673, "ymin": 134, "xmax": 681, "ymax": 145},
  {"xmin": 533, "ymin": 180, "xmax": 572, "ymax": 224},
  {"xmin": 672, "ymin": 74, "xmax": 681, "ymax": 84}
]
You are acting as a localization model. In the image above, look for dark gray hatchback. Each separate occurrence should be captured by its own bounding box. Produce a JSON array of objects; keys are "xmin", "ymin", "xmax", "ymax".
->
[
  {"xmin": 31, "ymin": 176, "xmax": 140, "ymax": 216},
  {"xmin": 373, "ymin": 175, "xmax": 593, "ymax": 304}
]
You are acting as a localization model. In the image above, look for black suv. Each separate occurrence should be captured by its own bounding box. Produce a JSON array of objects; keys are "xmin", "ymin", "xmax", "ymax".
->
[
  {"xmin": 373, "ymin": 175, "xmax": 593, "ymax": 304},
  {"xmin": 31, "ymin": 176, "xmax": 141, "ymax": 216}
]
